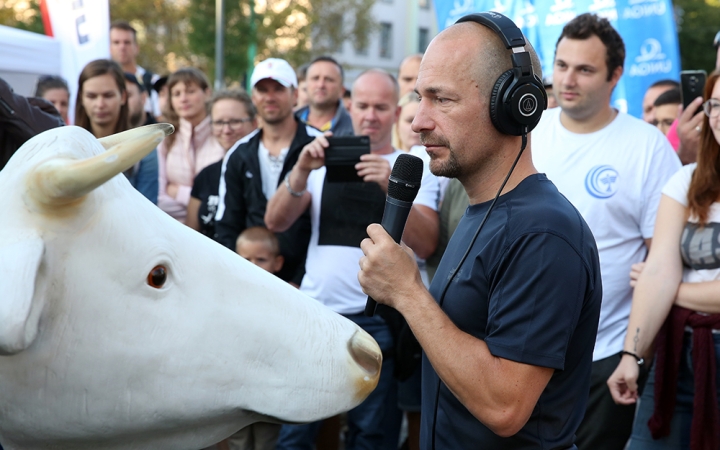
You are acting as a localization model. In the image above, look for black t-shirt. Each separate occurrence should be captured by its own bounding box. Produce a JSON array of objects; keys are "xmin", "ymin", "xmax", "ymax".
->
[
  {"xmin": 191, "ymin": 160, "xmax": 223, "ymax": 238},
  {"xmin": 421, "ymin": 174, "xmax": 602, "ymax": 450}
]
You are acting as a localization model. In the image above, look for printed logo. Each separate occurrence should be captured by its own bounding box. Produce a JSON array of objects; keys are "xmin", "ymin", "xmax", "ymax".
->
[
  {"xmin": 623, "ymin": 0, "xmax": 665, "ymax": 19},
  {"xmin": 514, "ymin": 1, "xmax": 538, "ymax": 29},
  {"xmin": 629, "ymin": 38, "xmax": 672, "ymax": 77},
  {"xmin": 493, "ymin": 0, "xmax": 510, "ymax": 14},
  {"xmin": 550, "ymin": 0, "xmax": 573, "ymax": 12},
  {"xmin": 519, "ymin": 94, "xmax": 537, "ymax": 117},
  {"xmin": 446, "ymin": 0, "xmax": 474, "ymax": 28},
  {"xmin": 590, "ymin": 0, "xmax": 616, "ymax": 9},
  {"xmin": 589, "ymin": 0, "xmax": 618, "ymax": 21},
  {"xmin": 546, "ymin": 0, "xmax": 576, "ymax": 26},
  {"xmin": 635, "ymin": 38, "xmax": 665, "ymax": 62},
  {"xmin": 200, "ymin": 195, "xmax": 219, "ymax": 225},
  {"xmin": 585, "ymin": 165, "xmax": 619, "ymax": 199}
]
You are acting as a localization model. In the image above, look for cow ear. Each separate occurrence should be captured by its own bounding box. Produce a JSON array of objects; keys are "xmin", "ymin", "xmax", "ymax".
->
[{"xmin": 0, "ymin": 233, "xmax": 44, "ymax": 355}]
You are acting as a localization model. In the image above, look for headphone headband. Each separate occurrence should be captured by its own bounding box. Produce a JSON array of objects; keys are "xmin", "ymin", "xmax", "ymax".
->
[
  {"xmin": 454, "ymin": 11, "xmax": 547, "ymax": 136},
  {"xmin": 456, "ymin": 12, "xmax": 526, "ymax": 50}
]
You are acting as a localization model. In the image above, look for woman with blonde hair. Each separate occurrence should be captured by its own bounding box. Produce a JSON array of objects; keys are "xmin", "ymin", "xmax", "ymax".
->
[
  {"xmin": 157, "ymin": 67, "xmax": 223, "ymax": 223},
  {"xmin": 392, "ymin": 91, "xmax": 422, "ymax": 153}
]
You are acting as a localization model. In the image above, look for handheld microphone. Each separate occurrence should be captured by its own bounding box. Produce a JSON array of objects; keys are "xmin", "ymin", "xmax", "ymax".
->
[{"xmin": 364, "ymin": 153, "xmax": 424, "ymax": 317}]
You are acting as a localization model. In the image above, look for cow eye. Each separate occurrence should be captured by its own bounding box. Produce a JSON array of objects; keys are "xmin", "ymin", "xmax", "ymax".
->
[{"xmin": 147, "ymin": 265, "xmax": 167, "ymax": 289}]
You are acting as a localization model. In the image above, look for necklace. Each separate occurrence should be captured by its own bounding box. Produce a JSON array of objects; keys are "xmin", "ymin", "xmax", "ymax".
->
[{"xmin": 267, "ymin": 149, "xmax": 287, "ymax": 170}]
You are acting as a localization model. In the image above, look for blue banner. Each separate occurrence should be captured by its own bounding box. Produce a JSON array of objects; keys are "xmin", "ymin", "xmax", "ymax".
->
[{"xmin": 434, "ymin": 0, "xmax": 680, "ymax": 118}]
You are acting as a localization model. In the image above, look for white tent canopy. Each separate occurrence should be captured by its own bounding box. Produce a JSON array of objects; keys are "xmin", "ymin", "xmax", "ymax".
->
[{"xmin": 0, "ymin": 25, "xmax": 62, "ymax": 96}]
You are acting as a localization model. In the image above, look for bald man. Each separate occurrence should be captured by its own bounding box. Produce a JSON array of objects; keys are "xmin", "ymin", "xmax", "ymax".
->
[
  {"xmin": 357, "ymin": 14, "xmax": 602, "ymax": 449},
  {"xmin": 398, "ymin": 53, "xmax": 422, "ymax": 97}
]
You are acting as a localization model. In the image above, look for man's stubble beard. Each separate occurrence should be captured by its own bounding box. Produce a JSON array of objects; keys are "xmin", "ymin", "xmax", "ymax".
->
[
  {"xmin": 130, "ymin": 111, "xmax": 144, "ymax": 128},
  {"xmin": 430, "ymin": 150, "xmax": 462, "ymax": 178},
  {"xmin": 261, "ymin": 109, "xmax": 292, "ymax": 126},
  {"xmin": 422, "ymin": 132, "xmax": 462, "ymax": 178}
]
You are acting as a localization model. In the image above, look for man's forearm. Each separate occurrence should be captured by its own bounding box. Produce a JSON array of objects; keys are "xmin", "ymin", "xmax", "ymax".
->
[
  {"xmin": 402, "ymin": 205, "xmax": 439, "ymax": 259},
  {"xmin": 398, "ymin": 288, "xmax": 551, "ymax": 437},
  {"xmin": 264, "ymin": 166, "xmax": 311, "ymax": 232}
]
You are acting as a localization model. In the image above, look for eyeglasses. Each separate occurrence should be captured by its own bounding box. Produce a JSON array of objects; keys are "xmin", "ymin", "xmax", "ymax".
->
[
  {"xmin": 703, "ymin": 99, "xmax": 720, "ymax": 118},
  {"xmin": 211, "ymin": 118, "xmax": 253, "ymax": 130}
]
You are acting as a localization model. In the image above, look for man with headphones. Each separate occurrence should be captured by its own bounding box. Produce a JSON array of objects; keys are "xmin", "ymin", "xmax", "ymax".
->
[{"xmin": 358, "ymin": 12, "xmax": 602, "ymax": 449}]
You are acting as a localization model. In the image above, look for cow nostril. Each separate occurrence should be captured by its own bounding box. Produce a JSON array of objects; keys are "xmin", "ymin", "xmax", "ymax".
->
[{"xmin": 349, "ymin": 330, "xmax": 382, "ymax": 377}]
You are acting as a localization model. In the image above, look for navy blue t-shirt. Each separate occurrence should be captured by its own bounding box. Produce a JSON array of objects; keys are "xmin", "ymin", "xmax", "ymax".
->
[{"xmin": 421, "ymin": 174, "xmax": 602, "ymax": 450}]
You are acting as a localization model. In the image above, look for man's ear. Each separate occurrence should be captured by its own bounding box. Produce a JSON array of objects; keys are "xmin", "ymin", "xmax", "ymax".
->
[{"xmin": 609, "ymin": 66, "xmax": 623, "ymax": 88}]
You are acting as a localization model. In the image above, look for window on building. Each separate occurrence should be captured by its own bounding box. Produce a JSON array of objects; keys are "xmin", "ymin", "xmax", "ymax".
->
[
  {"xmin": 418, "ymin": 27, "xmax": 429, "ymax": 53},
  {"xmin": 379, "ymin": 22, "xmax": 393, "ymax": 59}
]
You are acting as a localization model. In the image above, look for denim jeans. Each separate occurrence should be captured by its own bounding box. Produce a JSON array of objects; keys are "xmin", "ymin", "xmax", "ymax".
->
[
  {"xmin": 627, "ymin": 331, "xmax": 720, "ymax": 450},
  {"xmin": 275, "ymin": 313, "xmax": 398, "ymax": 450}
]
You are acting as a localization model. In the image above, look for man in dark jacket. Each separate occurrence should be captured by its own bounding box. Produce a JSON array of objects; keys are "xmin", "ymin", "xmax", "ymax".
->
[
  {"xmin": 1, "ymin": 77, "xmax": 65, "ymax": 171},
  {"xmin": 215, "ymin": 58, "xmax": 320, "ymax": 285}
]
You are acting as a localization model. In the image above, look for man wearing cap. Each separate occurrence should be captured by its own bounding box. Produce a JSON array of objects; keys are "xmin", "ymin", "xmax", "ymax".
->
[{"xmin": 215, "ymin": 58, "xmax": 319, "ymax": 285}]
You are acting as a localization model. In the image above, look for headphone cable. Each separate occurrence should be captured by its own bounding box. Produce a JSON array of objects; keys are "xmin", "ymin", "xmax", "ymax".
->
[{"xmin": 430, "ymin": 129, "xmax": 528, "ymax": 450}]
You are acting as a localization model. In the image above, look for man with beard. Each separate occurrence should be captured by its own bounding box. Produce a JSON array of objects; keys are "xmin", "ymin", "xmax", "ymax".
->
[
  {"xmin": 265, "ymin": 69, "xmax": 439, "ymax": 449},
  {"xmin": 215, "ymin": 58, "xmax": 319, "ymax": 285},
  {"xmin": 294, "ymin": 56, "xmax": 353, "ymax": 136},
  {"xmin": 124, "ymin": 73, "xmax": 156, "ymax": 127},
  {"xmin": 356, "ymin": 14, "xmax": 602, "ymax": 449}
]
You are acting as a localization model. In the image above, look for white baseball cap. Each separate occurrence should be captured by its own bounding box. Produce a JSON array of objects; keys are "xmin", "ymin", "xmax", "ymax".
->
[{"xmin": 250, "ymin": 58, "xmax": 298, "ymax": 89}]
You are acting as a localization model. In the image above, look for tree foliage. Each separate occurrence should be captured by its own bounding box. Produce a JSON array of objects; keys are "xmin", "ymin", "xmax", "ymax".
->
[
  {"xmin": 187, "ymin": 0, "xmax": 376, "ymax": 85},
  {"xmin": 675, "ymin": 0, "xmax": 720, "ymax": 73},
  {"xmin": 109, "ymin": 0, "xmax": 191, "ymax": 76},
  {"xmin": 1, "ymin": 0, "xmax": 377, "ymax": 83},
  {"xmin": 0, "ymin": 0, "xmax": 44, "ymax": 34}
]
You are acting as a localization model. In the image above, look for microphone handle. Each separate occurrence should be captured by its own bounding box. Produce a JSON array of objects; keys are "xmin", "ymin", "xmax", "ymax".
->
[{"xmin": 365, "ymin": 196, "xmax": 414, "ymax": 317}]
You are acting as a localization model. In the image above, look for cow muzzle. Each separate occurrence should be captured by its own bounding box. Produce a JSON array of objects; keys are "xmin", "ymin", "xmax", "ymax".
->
[{"xmin": 348, "ymin": 329, "xmax": 382, "ymax": 401}]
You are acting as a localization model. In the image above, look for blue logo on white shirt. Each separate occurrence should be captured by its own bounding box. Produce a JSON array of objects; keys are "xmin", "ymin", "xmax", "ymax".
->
[{"xmin": 585, "ymin": 165, "xmax": 619, "ymax": 198}]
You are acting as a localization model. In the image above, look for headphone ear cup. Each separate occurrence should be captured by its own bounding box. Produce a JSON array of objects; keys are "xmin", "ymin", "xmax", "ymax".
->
[{"xmin": 489, "ymin": 70, "xmax": 523, "ymax": 136}]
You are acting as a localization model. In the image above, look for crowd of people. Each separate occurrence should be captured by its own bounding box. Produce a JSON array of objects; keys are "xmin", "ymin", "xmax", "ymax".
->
[{"xmin": 2, "ymin": 10, "xmax": 720, "ymax": 450}]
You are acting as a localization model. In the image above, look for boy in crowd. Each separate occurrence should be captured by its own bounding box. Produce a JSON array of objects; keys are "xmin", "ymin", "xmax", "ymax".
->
[
  {"xmin": 221, "ymin": 226, "xmax": 284, "ymax": 450},
  {"xmin": 236, "ymin": 226, "xmax": 285, "ymax": 276}
]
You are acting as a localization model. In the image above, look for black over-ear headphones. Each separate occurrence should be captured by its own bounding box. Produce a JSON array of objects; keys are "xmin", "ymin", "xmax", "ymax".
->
[{"xmin": 456, "ymin": 11, "xmax": 547, "ymax": 136}]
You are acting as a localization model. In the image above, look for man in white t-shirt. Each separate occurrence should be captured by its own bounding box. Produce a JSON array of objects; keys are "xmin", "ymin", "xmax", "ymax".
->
[
  {"xmin": 265, "ymin": 69, "xmax": 440, "ymax": 450},
  {"xmin": 532, "ymin": 13, "xmax": 681, "ymax": 450}
]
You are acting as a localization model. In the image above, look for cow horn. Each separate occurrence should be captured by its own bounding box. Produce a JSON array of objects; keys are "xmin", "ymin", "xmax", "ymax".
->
[{"xmin": 31, "ymin": 123, "xmax": 174, "ymax": 205}]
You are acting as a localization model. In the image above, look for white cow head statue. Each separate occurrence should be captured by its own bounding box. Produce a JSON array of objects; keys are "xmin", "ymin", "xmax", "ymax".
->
[{"xmin": 0, "ymin": 124, "xmax": 381, "ymax": 450}]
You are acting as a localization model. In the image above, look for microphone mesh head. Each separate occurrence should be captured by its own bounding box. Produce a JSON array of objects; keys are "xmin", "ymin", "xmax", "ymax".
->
[{"xmin": 388, "ymin": 153, "xmax": 424, "ymax": 202}]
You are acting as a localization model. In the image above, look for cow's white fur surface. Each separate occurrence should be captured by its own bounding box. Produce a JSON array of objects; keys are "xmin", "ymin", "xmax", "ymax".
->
[{"xmin": 0, "ymin": 125, "xmax": 381, "ymax": 450}]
